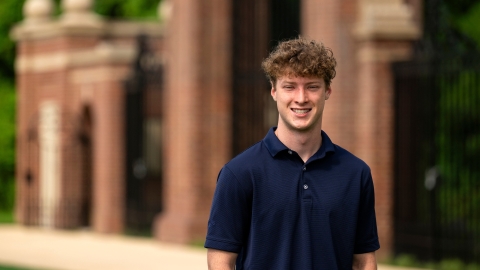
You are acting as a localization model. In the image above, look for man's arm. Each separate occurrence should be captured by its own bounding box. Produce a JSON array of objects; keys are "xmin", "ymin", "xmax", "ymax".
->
[
  {"xmin": 352, "ymin": 252, "xmax": 377, "ymax": 270},
  {"xmin": 207, "ymin": 248, "xmax": 238, "ymax": 270}
]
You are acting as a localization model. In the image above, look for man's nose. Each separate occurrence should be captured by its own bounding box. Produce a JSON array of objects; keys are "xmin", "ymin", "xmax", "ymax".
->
[{"xmin": 295, "ymin": 88, "xmax": 308, "ymax": 103}]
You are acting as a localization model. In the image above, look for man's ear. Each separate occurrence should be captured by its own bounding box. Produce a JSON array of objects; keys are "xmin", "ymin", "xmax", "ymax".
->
[
  {"xmin": 271, "ymin": 86, "xmax": 277, "ymax": 101},
  {"xmin": 325, "ymin": 86, "xmax": 332, "ymax": 100},
  {"xmin": 270, "ymin": 81, "xmax": 277, "ymax": 101}
]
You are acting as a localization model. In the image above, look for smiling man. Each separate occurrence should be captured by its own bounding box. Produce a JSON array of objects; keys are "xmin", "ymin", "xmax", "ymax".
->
[{"xmin": 205, "ymin": 37, "xmax": 379, "ymax": 270}]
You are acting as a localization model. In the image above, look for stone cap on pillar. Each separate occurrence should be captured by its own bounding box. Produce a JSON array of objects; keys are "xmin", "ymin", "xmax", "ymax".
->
[
  {"xmin": 158, "ymin": 0, "xmax": 173, "ymax": 24},
  {"xmin": 61, "ymin": 0, "xmax": 100, "ymax": 24},
  {"xmin": 12, "ymin": 0, "xmax": 106, "ymax": 40},
  {"xmin": 60, "ymin": 0, "xmax": 104, "ymax": 29},
  {"xmin": 22, "ymin": 0, "xmax": 54, "ymax": 25},
  {"xmin": 12, "ymin": 0, "xmax": 166, "ymax": 41},
  {"xmin": 354, "ymin": 0, "xmax": 421, "ymax": 40}
]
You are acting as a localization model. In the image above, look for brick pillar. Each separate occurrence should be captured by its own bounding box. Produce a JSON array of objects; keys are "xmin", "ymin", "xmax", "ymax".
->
[
  {"xmin": 353, "ymin": 0, "xmax": 420, "ymax": 259},
  {"xmin": 154, "ymin": 0, "xmax": 232, "ymax": 244},
  {"xmin": 13, "ymin": 0, "xmax": 56, "ymax": 227},
  {"xmin": 88, "ymin": 62, "xmax": 129, "ymax": 233},
  {"xmin": 355, "ymin": 40, "xmax": 415, "ymax": 259}
]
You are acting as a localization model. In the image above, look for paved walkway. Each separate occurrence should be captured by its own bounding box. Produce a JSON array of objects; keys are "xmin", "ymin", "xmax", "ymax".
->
[{"xmin": 0, "ymin": 225, "xmax": 425, "ymax": 270}]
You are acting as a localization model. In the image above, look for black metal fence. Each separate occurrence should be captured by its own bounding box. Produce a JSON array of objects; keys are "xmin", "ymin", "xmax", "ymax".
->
[
  {"xmin": 393, "ymin": 0, "xmax": 480, "ymax": 263},
  {"xmin": 124, "ymin": 35, "xmax": 163, "ymax": 235},
  {"xmin": 393, "ymin": 52, "xmax": 480, "ymax": 264}
]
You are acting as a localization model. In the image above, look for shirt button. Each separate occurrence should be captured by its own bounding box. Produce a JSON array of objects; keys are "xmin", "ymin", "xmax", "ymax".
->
[
  {"xmin": 288, "ymin": 150, "xmax": 292, "ymax": 154},
  {"xmin": 303, "ymin": 166, "xmax": 306, "ymax": 171},
  {"xmin": 304, "ymin": 184, "xmax": 308, "ymax": 189}
]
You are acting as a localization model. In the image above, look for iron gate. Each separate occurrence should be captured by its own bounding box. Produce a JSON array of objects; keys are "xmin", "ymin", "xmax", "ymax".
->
[
  {"xmin": 23, "ymin": 108, "xmax": 92, "ymax": 229},
  {"xmin": 124, "ymin": 35, "xmax": 163, "ymax": 236}
]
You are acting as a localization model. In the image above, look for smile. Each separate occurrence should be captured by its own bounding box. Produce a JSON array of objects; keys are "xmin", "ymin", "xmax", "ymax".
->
[{"xmin": 292, "ymin": 109, "xmax": 311, "ymax": 114}]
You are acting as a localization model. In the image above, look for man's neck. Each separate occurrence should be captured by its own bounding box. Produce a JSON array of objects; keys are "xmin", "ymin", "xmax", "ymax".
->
[{"xmin": 275, "ymin": 125, "xmax": 323, "ymax": 163}]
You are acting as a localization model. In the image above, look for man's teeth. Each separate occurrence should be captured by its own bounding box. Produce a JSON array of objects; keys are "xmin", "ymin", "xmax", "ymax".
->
[{"xmin": 293, "ymin": 109, "xmax": 309, "ymax": 113}]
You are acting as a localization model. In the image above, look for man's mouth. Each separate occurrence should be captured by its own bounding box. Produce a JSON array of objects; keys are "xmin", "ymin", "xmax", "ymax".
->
[{"xmin": 292, "ymin": 109, "xmax": 311, "ymax": 114}]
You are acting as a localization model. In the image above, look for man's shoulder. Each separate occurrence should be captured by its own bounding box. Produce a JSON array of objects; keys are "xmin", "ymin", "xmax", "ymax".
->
[
  {"xmin": 332, "ymin": 143, "xmax": 371, "ymax": 172},
  {"xmin": 226, "ymin": 140, "xmax": 267, "ymax": 170},
  {"xmin": 217, "ymin": 141, "xmax": 268, "ymax": 188}
]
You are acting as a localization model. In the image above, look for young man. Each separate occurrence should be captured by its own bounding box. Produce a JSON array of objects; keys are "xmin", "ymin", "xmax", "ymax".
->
[{"xmin": 205, "ymin": 37, "xmax": 379, "ymax": 270}]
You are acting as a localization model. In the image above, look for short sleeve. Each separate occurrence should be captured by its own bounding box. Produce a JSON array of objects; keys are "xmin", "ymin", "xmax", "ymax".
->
[
  {"xmin": 204, "ymin": 166, "xmax": 252, "ymax": 253},
  {"xmin": 354, "ymin": 170, "xmax": 380, "ymax": 254}
]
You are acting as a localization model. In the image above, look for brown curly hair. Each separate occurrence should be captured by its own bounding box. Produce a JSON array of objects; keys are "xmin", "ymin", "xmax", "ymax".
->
[{"xmin": 261, "ymin": 37, "xmax": 337, "ymax": 87}]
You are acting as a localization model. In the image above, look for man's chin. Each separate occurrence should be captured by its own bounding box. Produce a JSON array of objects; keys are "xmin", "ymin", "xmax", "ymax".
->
[{"xmin": 287, "ymin": 124, "xmax": 313, "ymax": 132}]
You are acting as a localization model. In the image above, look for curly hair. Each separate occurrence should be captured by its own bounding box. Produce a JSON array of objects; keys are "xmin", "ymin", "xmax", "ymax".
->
[{"xmin": 261, "ymin": 37, "xmax": 337, "ymax": 86}]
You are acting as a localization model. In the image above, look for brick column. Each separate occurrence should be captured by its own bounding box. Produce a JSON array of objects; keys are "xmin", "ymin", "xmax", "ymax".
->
[
  {"xmin": 154, "ymin": 0, "xmax": 232, "ymax": 244},
  {"xmin": 353, "ymin": 0, "xmax": 420, "ymax": 259},
  {"xmin": 87, "ymin": 62, "xmax": 129, "ymax": 233}
]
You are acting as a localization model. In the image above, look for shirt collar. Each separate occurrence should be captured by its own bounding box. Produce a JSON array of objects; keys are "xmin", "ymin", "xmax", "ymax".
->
[{"xmin": 263, "ymin": 127, "xmax": 336, "ymax": 159}]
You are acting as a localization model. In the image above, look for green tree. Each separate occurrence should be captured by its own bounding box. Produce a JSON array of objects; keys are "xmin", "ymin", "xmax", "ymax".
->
[
  {"xmin": 93, "ymin": 0, "xmax": 160, "ymax": 19},
  {"xmin": 444, "ymin": 0, "xmax": 480, "ymax": 46},
  {"xmin": 0, "ymin": 0, "xmax": 23, "ymax": 214},
  {"xmin": 0, "ymin": 0, "xmax": 24, "ymax": 82}
]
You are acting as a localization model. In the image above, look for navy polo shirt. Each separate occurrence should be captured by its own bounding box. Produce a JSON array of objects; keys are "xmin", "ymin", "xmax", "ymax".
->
[{"xmin": 205, "ymin": 128, "xmax": 379, "ymax": 270}]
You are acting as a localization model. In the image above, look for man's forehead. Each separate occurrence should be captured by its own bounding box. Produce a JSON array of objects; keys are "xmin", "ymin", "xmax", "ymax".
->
[{"xmin": 276, "ymin": 74, "xmax": 325, "ymax": 83}]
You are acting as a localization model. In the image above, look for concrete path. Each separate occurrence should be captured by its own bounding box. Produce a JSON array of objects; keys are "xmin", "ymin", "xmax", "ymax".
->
[
  {"xmin": 0, "ymin": 225, "xmax": 206, "ymax": 270},
  {"xmin": 0, "ymin": 225, "xmax": 426, "ymax": 270}
]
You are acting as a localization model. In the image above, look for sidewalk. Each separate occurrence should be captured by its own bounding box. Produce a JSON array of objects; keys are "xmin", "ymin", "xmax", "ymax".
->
[
  {"xmin": 0, "ymin": 225, "xmax": 425, "ymax": 270},
  {"xmin": 0, "ymin": 225, "xmax": 206, "ymax": 270}
]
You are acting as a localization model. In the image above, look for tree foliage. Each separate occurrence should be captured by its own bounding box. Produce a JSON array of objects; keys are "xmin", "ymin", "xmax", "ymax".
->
[
  {"xmin": 436, "ymin": 68, "xmax": 480, "ymax": 234},
  {"xmin": 0, "ymin": 82, "xmax": 15, "ymax": 211},
  {"xmin": 0, "ymin": 0, "xmax": 24, "ymax": 82},
  {"xmin": 93, "ymin": 0, "xmax": 160, "ymax": 19},
  {"xmin": 0, "ymin": 0, "xmax": 22, "ymax": 211},
  {"xmin": 443, "ymin": 0, "xmax": 480, "ymax": 47}
]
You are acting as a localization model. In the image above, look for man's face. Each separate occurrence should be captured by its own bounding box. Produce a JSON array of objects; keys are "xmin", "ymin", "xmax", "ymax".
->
[{"xmin": 271, "ymin": 75, "xmax": 331, "ymax": 133}]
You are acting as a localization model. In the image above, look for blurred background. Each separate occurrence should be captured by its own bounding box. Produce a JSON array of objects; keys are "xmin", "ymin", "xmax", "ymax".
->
[{"xmin": 0, "ymin": 0, "xmax": 479, "ymax": 269}]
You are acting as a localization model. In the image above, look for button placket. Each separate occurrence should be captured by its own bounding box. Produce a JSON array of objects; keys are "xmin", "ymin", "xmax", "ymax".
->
[
  {"xmin": 302, "ymin": 165, "xmax": 309, "ymax": 191},
  {"xmin": 301, "ymin": 164, "xmax": 312, "ymax": 219}
]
